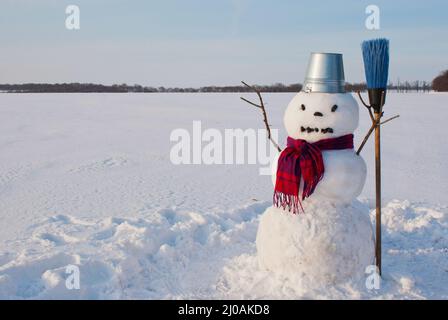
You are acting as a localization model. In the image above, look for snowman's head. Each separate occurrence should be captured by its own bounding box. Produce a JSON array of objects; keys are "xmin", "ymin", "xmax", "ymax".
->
[{"xmin": 284, "ymin": 92, "xmax": 359, "ymax": 143}]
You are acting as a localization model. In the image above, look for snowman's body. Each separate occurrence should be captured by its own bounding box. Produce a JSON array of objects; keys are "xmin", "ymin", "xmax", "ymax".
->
[
  {"xmin": 272, "ymin": 148, "xmax": 366, "ymax": 204},
  {"xmin": 256, "ymin": 91, "xmax": 374, "ymax": 285}
]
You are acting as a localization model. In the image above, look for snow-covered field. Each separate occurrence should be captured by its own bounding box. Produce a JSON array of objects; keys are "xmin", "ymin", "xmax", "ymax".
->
[{"xmin": 0, "ymin": 93, "xmax": 447, "ymax": 299}]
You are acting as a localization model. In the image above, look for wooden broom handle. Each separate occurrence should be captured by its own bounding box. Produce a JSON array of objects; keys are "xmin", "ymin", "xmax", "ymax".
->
[{"xmin": 374, "ymin": 110, "xmax": 382, "ymax": 276}]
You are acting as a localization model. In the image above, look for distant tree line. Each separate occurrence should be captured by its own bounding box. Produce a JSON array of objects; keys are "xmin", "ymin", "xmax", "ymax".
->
[
  {"xmin": 0, "ymin": 83, "xmax": 304, "ymax": 93},
  {"xmin": 389, "ymin": 80, "xmax": 432, "ymax": 93},
  {"xmin": 0, "ymin": 83, "xmax": 131, "ymax": 93},
  {"xmin": 1, "ymin": 72, "xmax": 446, "ymax": 93}
]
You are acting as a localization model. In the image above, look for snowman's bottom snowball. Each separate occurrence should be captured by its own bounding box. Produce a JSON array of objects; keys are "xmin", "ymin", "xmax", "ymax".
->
[{"xmin": 256, "ymin": 200, "xmax": 374, "ymax": 285}]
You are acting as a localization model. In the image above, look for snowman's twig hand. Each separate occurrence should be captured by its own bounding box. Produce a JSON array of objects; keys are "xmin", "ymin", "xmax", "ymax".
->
[
  {"xmin": 357, "ymin": 91, "xmax": 370, "ymax": 108},
  {"xmin": 357, "ymin": 91, "xmax": 374, "ymax": 122},
  {"xmin": 241, "ymin": 81, "xmax": 282, "ymax": 152},
  {"xmin": 356, "ymin": 113, "xmax": 400, "ymax": 155},
  {"xmin": 240, "ymin": 97, "xmax": 262, "ymax": 109},
  {"xmin": 380, "ymin": 115, "xmax": 400, "ymax": 125},
  {"xmin": 357, "ymin": 121, "xmax": 377, "ymax": 155}
]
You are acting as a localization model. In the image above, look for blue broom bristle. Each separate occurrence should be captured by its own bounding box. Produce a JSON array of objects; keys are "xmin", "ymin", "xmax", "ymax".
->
[{"xmin": 362, "ymin": 38, "xmax": 390, "ymax": 89}]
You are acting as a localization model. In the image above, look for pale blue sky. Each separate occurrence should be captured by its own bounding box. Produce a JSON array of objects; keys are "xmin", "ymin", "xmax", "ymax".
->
[{"xmin": 1, "ymin": 0, "xmax": 447, "ymax": 86}]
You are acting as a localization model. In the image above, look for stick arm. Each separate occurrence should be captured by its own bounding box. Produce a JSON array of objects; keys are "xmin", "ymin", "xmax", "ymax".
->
[
  {"xmin": 240, "ymin": 81, "xmax": 282, "ymax": 152},
  {"xmin": 356, "ymin": 91, "xmax": 400, "ymax": 155}
]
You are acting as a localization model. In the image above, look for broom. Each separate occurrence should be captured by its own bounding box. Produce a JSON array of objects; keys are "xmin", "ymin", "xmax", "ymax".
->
[{"xmin": 361, "ymin": 38, "xmax": 390, "ymax": 276}]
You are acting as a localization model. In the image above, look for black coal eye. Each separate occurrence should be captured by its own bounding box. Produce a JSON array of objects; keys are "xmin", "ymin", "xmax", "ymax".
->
[
  {"xmin": 301, "ymin": 104, "xmax": 306, "ymax": 111},
  {"xmin": 331, "ymin": 105, "xmax": 338, "ymax": 112}
]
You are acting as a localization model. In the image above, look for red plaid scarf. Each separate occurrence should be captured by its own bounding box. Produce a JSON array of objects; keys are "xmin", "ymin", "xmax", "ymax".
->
[{"xmin": 274, "ymin": 134, "xmax": 354, "ymax": 213}]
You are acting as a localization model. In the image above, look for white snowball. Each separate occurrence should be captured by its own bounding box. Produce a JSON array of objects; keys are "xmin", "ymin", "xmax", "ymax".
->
[
  {"xmin": 284, "ymin": 92, "xmax": 359, "ymax": 143},
  {"xmin": 256, "ymin": 200, "xmax": 375, "ymax": 286}
]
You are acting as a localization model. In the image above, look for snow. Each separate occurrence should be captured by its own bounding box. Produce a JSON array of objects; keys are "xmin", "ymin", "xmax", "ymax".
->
[{"xmin": 0, "ymin": 92, "xmax": 447, "ymax": 299}]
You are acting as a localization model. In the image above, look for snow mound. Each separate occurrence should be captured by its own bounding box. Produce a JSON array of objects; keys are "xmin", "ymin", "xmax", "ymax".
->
[
  {"xmin": 0, "ymin": 202, "xmax": 268, "ymax": 299},
  {"xmin": 0, "ymin": 200, "xmax": 447, "ymax": 299},
  {"xmin": 256, "ymin": 200, "xmax": 374, "ymax": 286}
]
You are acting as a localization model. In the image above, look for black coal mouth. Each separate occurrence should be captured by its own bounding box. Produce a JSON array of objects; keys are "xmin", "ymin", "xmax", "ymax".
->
[{"xmin": 301, "ymin": 126, "xmax": 334, "ymax": 134}]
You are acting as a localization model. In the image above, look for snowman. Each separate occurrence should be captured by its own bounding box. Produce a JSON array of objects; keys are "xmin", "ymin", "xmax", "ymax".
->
[{"xmin": 256, "ymin": 53, "xmax": 375, "ymax": 285}]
